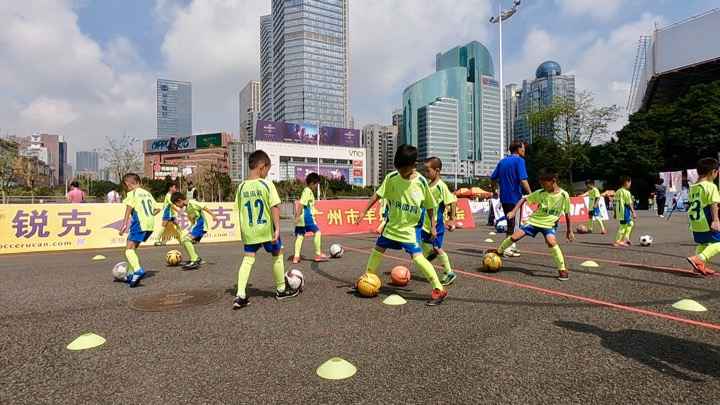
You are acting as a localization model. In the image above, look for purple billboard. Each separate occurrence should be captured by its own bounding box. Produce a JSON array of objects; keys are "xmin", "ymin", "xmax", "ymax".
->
[
  {"xmin": 294, "ymin": 165, "xmax": 350, "ymax": 182},
  {"xmin": 256, "ymin": 120, "xmax": 360, "ymax": 147}
]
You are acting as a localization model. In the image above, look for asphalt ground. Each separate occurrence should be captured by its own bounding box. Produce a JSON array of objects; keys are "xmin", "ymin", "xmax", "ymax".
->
[{"xmin": 2, "ymin": 211, "xmax": 720, "ymax": 404}]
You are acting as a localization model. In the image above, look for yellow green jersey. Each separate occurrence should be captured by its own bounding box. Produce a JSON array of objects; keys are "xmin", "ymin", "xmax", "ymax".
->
[
  {"xmin": 689, "ymin": 180, "xmax": 720, "ymax": 233},
  {"xmin": 526, "ymin": 188, "xmax": 571, "ymax": 229},
  {"xmin": 587, "ymin": 186, "xmax": 601, "ymax": 208},
  {"xmin": 376, "ymin": 171, "xmax": 436, "ymax": 243},
  {"xmin": 614, "ymin": 188, "xmax": 634, "ymax": 223},
  {"xmin": 124, "ymin": 187, "xmax": 156, "ymax": 231},
  {"xmin": 164, "ymin": 192, "xmax": 173, "ymax": 209},
  {"xmin": 296, "ymin": 187, "xmax": 316, "ymax": 227},
  {"xmin": 234, "ymin": 178, "xmax": 281, "ymax": 245},
  {"xmin": 185, "ymin": 199, "xmax": 209, "ymax": 232},
  {"xmin": 423, "ymin": 179, "xmax": 457, "ymax": 233}
]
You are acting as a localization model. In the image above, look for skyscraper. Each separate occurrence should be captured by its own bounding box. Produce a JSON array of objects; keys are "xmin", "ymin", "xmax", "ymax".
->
[
  {"xmin": 239, "ymin": 80, "xmax": 261, "ymax": 143},
  {"xmin": 14, "ymin": 133, "xmax": 67, "ymax": 185},
  {"xmin": 362, "ymin": 124, "xmax": 397, "ymax": 187},
  {"xmin": 157, "ymin": 79, "xmax": 192, "ymax": 138},
  {"xmin": 76, "ymin": 151, "xmax": 99, "ymax": 174},
  {"xmin": 402, "ymin": 41, "xmax": 502, "ymax": 177},
  {"xmin": 260, "ymin": 0, "xmax": 349, "ymax": 128},
  {"xmin": 503, "ymin": 83, "xmax": 520, "ymax": 148},
  {"xmin": 514, "ymin": 61, "xmax": 576, "ymax": 143},
  {"xmin": 417, "ymin": 98, "xmax": 459, "ymax": 176}
]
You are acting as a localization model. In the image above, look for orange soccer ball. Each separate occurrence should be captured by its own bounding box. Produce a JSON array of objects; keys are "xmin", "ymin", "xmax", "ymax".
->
[{"xmin": 390, "ymin": 266, "xmax": 411, "ymax": 286}]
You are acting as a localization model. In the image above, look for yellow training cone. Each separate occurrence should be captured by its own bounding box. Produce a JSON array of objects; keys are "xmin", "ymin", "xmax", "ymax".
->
[
  {"xmin": 92, "ymin": 255, "xmax": 106, "ymax": 261},
  {"xmin": 489, "ymin": 232, "xmax": 496, "ymax": 236},
  {"xmin": 484, "ymin": 238, "xmax": 494, "ymax": 243},
  {"xmin": 672, "ymin": 299, "xmax": 707, "ymax": 312},
  {"xmin": 316, "ymin": 357, "xmax": 357, "ymax": 380},
  {"xmin": 67, "ymin": 333, "xmax": 106, "ymax": 351},
  {"xmin": 580, "ymin": 260, "xmax": 599, "ymax": 268},
  {"xmin": 383, "ymin": 294, "xmax": 407, "ymax": 306}
]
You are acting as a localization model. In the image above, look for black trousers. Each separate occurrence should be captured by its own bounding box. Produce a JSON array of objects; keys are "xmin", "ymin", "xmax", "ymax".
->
[
  {"xmin": 656, "ymin": 197, "xmax": 666, "ymax": 216},
  {"xmin": 502, "ymin": 203, "xmax": 517, "ymax": 236}
]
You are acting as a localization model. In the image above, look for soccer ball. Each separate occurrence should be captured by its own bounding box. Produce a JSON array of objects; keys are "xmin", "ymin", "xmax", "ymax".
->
[
  {"xmin": 576, "ymin": 224, "xmax": 589, "ymax": 234},
  {"xmin": 285, "ymin": 269, "xmax": 305, "ymax": 292},
  {"xmin": 639, "ymin": 235, "xmax": 654, "ymax": 246},
  {"xmin": 166, "ymin": 250, "xmax": 182, "ymax": 266},
  {"xmin": 482, "ymin": 252, "xmax": 503, "ymax": 273},
  {"xmin": 356, "ymin": 273, "xmax": 382, "ymax": 297},
  {"xmin": 390, "ymin": 265, "xmax": 411, "ymax": 286},
  {"xmin": 112, "ymin": 261, "xmax": 129, "ymax": 281},
  {"xmin": 329, "ymin": 243, "xmax": 344, "ymax": 258},
  {"xmin": 495, "ymin": 221, "xmax": 507, "ymax": 234}
]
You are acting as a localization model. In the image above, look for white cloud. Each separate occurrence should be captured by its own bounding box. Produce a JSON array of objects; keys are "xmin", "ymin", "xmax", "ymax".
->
[
  {"xmin": 19, "ymin": 97, "xmax": 78, "ymax": 129},
  {"xmin": 555, "ymin": 0, "xmax": 624, "ymax": 20}
]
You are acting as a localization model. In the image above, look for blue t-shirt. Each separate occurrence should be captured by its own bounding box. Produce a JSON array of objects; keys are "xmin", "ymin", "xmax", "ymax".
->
[{"xmin": 491, "ymin": 155, "xmax": 528, "ymax": 204}]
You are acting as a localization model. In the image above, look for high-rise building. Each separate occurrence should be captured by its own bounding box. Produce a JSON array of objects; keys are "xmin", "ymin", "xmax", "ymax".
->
[
  {"xmin": 76, "ymin": 151, "xmax": 99, "ymax": 174},
  {"xmin": 417, "ymin": 98, "xmax": 459, "ymax": 177},
  {"xmin": 157, "ymin": 79, "xmax": 192, "ymax": 138},
  {"xmin": 362, "ymin": 124, "xmax": 397, "ymax": 186},
  {"xmin": 239, "ymin": 80, "xmax": 261, "ymax": 143},
  {"xmin": 402, "ymin": 41, "xmax": 502, "ymax": 178},
  {"xmin": 14, "ymin": 133, "xmax": 67, "ymax": 185},
  {"xmin": 514, "ymin": 61, "xmax": 576, "ymax": 143},
  {"xmin": 391, "ymin": 109, "xmax": 403, "ymax": 141},
  {"xmin": 504, "ymin": 83, "xmax": 521, "ymax": 148},
  {"xmin": 228, "ymin": 141, "xmax": 245, "ymax": 183},
  {"xmin": 260, "ymin": 0, "xmax": 349, "ymax": 128}
]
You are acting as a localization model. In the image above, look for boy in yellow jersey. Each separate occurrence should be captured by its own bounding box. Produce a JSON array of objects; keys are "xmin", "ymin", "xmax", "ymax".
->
[
  {"xmin": 580, "ymin": 179, "xmax": 606, "ymax": 234},
  {"xmin": 170, "ymin": 192, "xmax": 217, "ymax": 270},
  {"xmin": 613, "ymin": 176, "xmax": 636, "ymax": 247},
  {"xmin": 356, "ymin": 144, "xmax": 447, "ymax": 306},
  {"xmin": 156, "ymin": 182, "xmax": 179, "ymax": 246},
  {"xmin": 233, "ymin": 150, "xmax": 299, "ymax": 309},
  {"xmin": 118, "ymin": 173, "xmax": 160, "ymax": 288},
  {"xmin": 292, "ymin": 172, "xmax": 329, "ymax": 264},
  {"xmin": 421, "ymin": 157, "xmax": 458, "ymax": 286},
  {"xmin": 495, "ymin": 169, "xmax": 574, "ymax": 281},
  {"xmin": 686, "ymin": 157, "xmax": 720, "ymax": 276}
]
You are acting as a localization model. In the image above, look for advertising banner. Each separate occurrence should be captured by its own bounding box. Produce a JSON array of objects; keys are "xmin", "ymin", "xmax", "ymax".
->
[
  {"xmin": 196, "ymin": 133, "xmax": 223, "ymax": 149},
  {"xmin": 256, "ymin": 120, "xmax": 361, "ymax": 147},
  {"xmin": 320, "ymin": 126, "xmax": 361, "ymax": 147},
  {"xmin": 294, "ymin": 165, "xmax": 350, "ymax": 181},
  {"xmin": 145, "ymin": 136, "xmax": 196, "ymax": 153}
]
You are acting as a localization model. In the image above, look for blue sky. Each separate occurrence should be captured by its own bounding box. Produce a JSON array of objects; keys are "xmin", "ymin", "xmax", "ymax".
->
[{"xmin": 1, "ymin": 0, "xmax": 718, "ymax": 163}]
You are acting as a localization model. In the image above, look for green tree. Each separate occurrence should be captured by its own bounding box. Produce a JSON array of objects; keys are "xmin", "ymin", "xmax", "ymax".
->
[
  {"xmin": 0, "ymin": 139, "xmax": 18, "ymax": 203},
  {"xmin": 103, "ymin": 135, "xmax": 142, "ymax": 182}
]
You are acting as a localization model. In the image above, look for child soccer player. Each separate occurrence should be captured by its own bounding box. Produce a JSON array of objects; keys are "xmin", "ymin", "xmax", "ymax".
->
[
  {"xmin": 233, "ymin": 150, "xmax": 299, "ymax": 309},
  {"xmin": 156, "ymin": 182, "xmax": 179, "ymax": 246},
  {"xmin": 495, "ymin": 169, "xmax": 574, "ymax": 281},
  {"xmin": 421, "ymin": 157, "xmax": 458, "ymax": 286},
  {"xmin": 357, "ymin": 144, "xmax": 447, "ymax": 306},
  {"xmin": 170, "ymin": 192, "xmax": 217, "ymax": 270},
  {"xmin": 613, "ymin": 176, "xmax": 636, "ymax": 247},
  {"xmin": 686, "ymin": 157, "xmax": 720, "ymax": 276},
  {"xmin": 292, "ymin": 172, "xmax": 329, "ymax": 264},
  {"xmin": 118, "ymin": 173, "xmax": 159, "ymax": 287},
  {"xmin": 580, "ymin": 179, "xmax": 606, "ymax": 234}
]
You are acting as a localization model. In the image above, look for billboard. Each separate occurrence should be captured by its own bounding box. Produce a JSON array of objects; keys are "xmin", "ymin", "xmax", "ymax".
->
[
  {"xmin": 294, "ymin": 165, "xmax": 350, "ymax": 181},
  {"xmin": 256, "ymin": 120, "xmax": 360, "ymax": 147},
  {"xmin": 145, "ymin": 136, "xmax": 195, "ymax": 153},
  {"xmin": 196, "ymin": 133, "xmax": 223, "ymax": 149}
]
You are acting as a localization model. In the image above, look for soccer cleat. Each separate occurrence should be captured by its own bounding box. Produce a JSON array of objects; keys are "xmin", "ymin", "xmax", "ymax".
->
[
  {"xmin": 557, "ymin": 269, "xmax": 569, "ymax": 281},
  {"xmin": 441, "ymin": 271, "xmax": 457, "ymax": 286},
  {"xmin": 182, "ymin": 260, "xmax": 201, "ymax": 270},
  {"xmin": 128, "ymin": 268, "xmax": 146, "ymax": 288},
  {"xmin": 612, "ymin": 241, "xmax": 628, "ymax": 248},
  {"xmin": 233, "ymin": 296, "xmax": 249, "ymax": 309},
  {"xmin": 503, "ymin": 249, "xmax": 520, "ymax": 258},
  {"xmin": 276, "ymin": 288, "xmax": 300, "ymax": 300},
  {"xmin": 291, "ymin": 256, "xmax": 301, "ymax": 264},
  {"xmin": 314, "ymin": 254, "xmax": 329, "ymax": 262},
  {"xmin": 687, "ymin": 256, "xmax": 715, "ymax": 276},
  {"xmin": 426, "ymin": 288, "xmax": 448, "ymax": 306}
]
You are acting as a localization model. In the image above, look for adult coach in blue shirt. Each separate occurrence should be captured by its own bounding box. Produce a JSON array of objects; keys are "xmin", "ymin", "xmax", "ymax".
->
[{"xmin": 491, "ymin": 141, "xmax": 531, "ymax": 257}]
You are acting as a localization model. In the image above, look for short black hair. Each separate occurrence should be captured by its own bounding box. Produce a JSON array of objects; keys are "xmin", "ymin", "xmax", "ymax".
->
[
  {"xmin": 697, "ymin": 157, "xmax": 719, "ymax": 176},
  {"xmin": 425, "ymin": 156, "xmax": 442, "ymax": 170},
  {"xmin": 170, "ymin": 191, "xmax": 187, "ymax": 204},
  {"xmin": 619, "ymin": 175, "xmax": 631, "ymax": 185},
  {"xmin": 657, "ymin": 178, "xmax": 664, "ymax": 185},
  {"xmin": 509, "ymin": 141, "xmax": 524, "ymax": 153},
  {"xmin": 168, "ymin": 181, "xmax": 178, "ymax": 190},
  {"xmin": 122, "ymin": 173, "xmax": 141, "ymax": 184},
  {"xmin": 70, "ymin": 181, "xmax": 80, "ymax": 188},
  {"xmin": 538, "ymin": 169, "xmax": 558, "ymax": 182},
  {"xmin": 305, "ymin": 172, "xmax": 320, "ymax": 185},
  {"xmin": 249, "ymin": 150, "xmax": 271, "ymax": 170},
  {"xmin": 394, "ymin": 144, "xmax": 418, "ymax": 169},
  {"xmin": 585, "ymin": 179, "xmax": 595, "ymax": 185}
]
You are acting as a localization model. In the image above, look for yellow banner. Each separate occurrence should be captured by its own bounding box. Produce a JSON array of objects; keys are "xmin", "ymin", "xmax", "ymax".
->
[{"xmin": 0, "ymin": 203, "xmax": 240, "ymax": 255}]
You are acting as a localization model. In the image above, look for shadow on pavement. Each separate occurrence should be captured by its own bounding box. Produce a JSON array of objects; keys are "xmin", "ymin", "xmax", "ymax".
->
[{"xmin": 555, "ymin": 320, "xmax": 720, "ymax": 382}]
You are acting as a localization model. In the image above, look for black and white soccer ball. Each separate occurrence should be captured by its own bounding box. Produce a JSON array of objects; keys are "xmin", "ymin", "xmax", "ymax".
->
[
  {"xmin": 639, "ymin": 235, "xmax": 654, "ymax": 246},
  {"xmin": 285, "ymin": 269, "xmax": 305, "ymax": 292},
  {"xmin": 329, "ymin": 243, "xmax": 344, "ymax": 258}
]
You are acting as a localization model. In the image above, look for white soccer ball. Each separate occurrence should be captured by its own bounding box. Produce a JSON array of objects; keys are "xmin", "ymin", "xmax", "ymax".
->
[
  {"xmin": 112, "ymin": 261, "xmax": 129, "ymax": 281},
  {"xmin": 329, "ymin": 243, "xmax": 344, "ymax": 258},
  {"xmin": 285, "ymin": 269, "xmax": 305, "ymax": 292},
  {"xmin": 639, "ymin": 235, "xmax": 654, "ymax": 246}
]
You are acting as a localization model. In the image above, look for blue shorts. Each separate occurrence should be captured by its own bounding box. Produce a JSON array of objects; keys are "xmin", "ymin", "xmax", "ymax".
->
[
  {"xmin": 421, "ymin": 230, "xmax": 444, "ymax": 249},
  {"xmin": 520, "ymin": 223, "xmax": 557, "ymax": 238},
  {"xmin": 190, "ymin": 217, "xmax": 206, "ymax": 241},
  {"xmin": 375, "ymin": 235, "xmax": 423, "ymax": 255},
  {"xmin": 295, "ymin": 223, "xmax": 320, "ymax": 235},
  {"xmin": 163, "ymin": 206, "xmax": 175, "ymax": 222},
  {"xmin": 128, "ymin": 217, "xmax": 153, "ymax": 243},
  {"xmin": 244, "ymin": 238, "xmax": 283, "ymax": 254},
  {"xmin": 588, "ymin": 207, "xmax": 600, "ymax": 219},
  {"xmin": 693, "ymin": 231, "xmax": 720, "ymax": 244}
]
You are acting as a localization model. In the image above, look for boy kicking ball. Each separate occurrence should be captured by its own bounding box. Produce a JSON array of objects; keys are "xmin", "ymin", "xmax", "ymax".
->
[
  {"xmin": 686, "ymin": 157, "xmax": 720, "ymax": 276},
  {"xmin": 291, "ymin": 172, "xmax": 329, "ymax": 264},
  {"xmin": 170, "ymin": 192, "xmax": 217, "ymax": 270},
  {"xmin": 495, "ymin": 169, "xmax": 574, "ymax": 281}
]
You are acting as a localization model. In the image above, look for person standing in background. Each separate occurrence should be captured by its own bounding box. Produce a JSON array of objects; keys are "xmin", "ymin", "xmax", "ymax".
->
[
  {"xmin": 66, "ymin": 181, "xmax": 85, "ymax": 203},
  {"xmin": 655, "ymin": 178, "xmax": 667, "ymax": 217},
  {"xmin": 106, "ymin": 188, "xmax": 121, "ymax": 203},
  {"xmin": 491, "ymin": 141, "xmax": 532, "ymax": 257},
  {"xmin": 187, "ymin": 181, "xmax": 196, "ymax": 200}
]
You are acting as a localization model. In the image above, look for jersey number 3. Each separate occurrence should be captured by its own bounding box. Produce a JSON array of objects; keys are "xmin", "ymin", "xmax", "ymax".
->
[
  {"xmin": 689, "ymin": 200, "xmax": 701, "ymax": 221},
  {"xmin": 244, "ymin": 199, "xmax": 267, "ymax": 225}
]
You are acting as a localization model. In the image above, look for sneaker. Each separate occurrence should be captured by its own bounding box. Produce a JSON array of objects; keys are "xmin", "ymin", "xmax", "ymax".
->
[
  {"xmin": 128, "ymin": 268, "xmax": 146, "ymax": 288},
  {"xmin": 612, "ymin": 241, "xmax": 628, "ymax": 248},
  {"xmin": 441, "ymin": 272, "xmax": 457, "ymax": 286},
  {"xmin": 659, "ymin": 215, "xmax": 664, "ymax": 218},
  {"xmin": 503, "ymin": 249, "xmax": 520, "ymax": 258},
  {"xmin": 182, "ymin": 260, "xmax": 201, "ymax": 270},
  {"xmin": 291, "ymin": 256, "xmax": 301, "ymax": 264},
  {"xmin": 276, "ymin": 288, "xmax": 300, "ymax": 300},
  {"xmin": 426, "ymin": 288, "xmax": 448, "ymax": 306},
  {"xmin": 687, "ymin": 256, "xmax": 715, "ymax": 276},
  {"xmin": 557, "ymin": 269, "xmax": 569, "ymax": 281},
  {"xmin": 233, "ymin": 296, "xmax": 249, "ymax": 309},
  {"xmin": 314, "ymin": 254, "xmax": 329, "ymax": 262}
]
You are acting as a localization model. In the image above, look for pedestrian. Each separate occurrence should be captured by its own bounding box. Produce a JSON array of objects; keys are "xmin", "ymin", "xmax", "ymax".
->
[
  {"xmin": 490, "ymin": 141, "xmax": 531, "ymax": 257},
  {"xmin": 106, "ymin": 187, "xmax": 121, "ymax": 203},
  {"xmin": 655, "ymin": 178, "xmax": 667, "ymax": 217},
  {"xmin": 66, "ymin": 181, "xmax": 85, "ymax": 203},
  {"xmin": 187, "ymin": 181, "xmax": 197, "ymax": 200}
]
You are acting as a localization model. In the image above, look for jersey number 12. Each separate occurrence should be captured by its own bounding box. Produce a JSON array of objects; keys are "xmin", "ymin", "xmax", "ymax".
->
[{"xmin": 244, "ymin": 199, "xmax": 267, "ymax": 225}]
